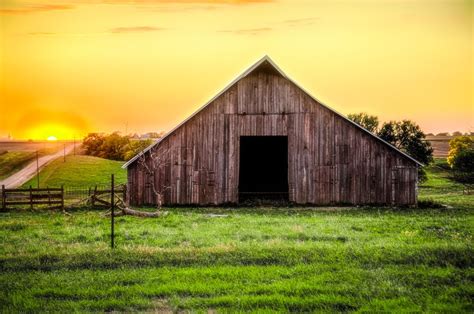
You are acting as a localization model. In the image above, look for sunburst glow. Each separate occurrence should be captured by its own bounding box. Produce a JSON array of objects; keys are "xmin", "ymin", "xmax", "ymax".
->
[{"xmin": 47, "ymin": 136, "xmax": 58, "ymax": 141}]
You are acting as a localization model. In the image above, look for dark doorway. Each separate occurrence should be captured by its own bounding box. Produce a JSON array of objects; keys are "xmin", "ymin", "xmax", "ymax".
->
[{"xmin": 239, "ymin": 136, "xmax": 289, "ymax": 202}]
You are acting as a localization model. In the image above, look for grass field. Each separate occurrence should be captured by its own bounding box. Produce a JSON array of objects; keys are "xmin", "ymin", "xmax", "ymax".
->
[
  {"xmin": 0, "ymin": 161, "xmax": 472, "ymax": 312},
  {"xmin": 0, "ymin": 147, "xmax": 61, "ymax": 180},
  {"xmin": 21, "ymin": 155, "xmax": 126, "ymax": 188}
]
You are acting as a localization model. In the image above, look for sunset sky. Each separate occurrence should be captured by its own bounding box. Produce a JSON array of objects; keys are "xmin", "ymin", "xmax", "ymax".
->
[{"xmin": 0, "ymin": 0, "xmax": 472, "ymax": 140}]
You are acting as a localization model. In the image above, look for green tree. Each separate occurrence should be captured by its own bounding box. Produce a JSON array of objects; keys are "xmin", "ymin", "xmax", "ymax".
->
[
  {"xmin": 448, "ymin": 137, "xmax": 474, "ymax": 193},
  {"xmin": 378, "ymin": 120, "xmax": 433, "ymax": 165},
  {"xmin": 82, "ymin": 132, "xmax": 152, "ymax": 161},
  {"xmin": 378, "ymin": 120, "xmax": 433, "ymax": 182},
  {"xmin": 447, "ymin": 136, "xmax": 474, "ymax": 166},
  {"xmin": 124, "ymin": 139, "xmax": 154, "ymax": 161},
  {"xmin": 82, "ymin": 133, "xmax": 105, "ymax": 156},
  {"xmin": 347, "ymin": 112, "xmax": 379, "ymax": 133}
]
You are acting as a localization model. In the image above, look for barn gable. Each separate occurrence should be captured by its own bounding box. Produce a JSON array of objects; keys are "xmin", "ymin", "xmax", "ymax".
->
[
  {"xmin": 125, "ymin": 56, "xmax": 421, "ymax": 206},
  {"xmin": 123, "ymin": 56, "xmax": 422, "ymax": 169}
]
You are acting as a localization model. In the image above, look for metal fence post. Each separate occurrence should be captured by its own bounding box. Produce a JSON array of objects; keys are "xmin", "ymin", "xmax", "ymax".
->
[{"xmin": 111, "ymin": 174, "xmax": 115, "ymax": 249}]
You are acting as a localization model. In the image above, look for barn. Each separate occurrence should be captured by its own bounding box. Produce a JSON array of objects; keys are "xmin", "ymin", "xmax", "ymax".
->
[{"xmin": 123, "ymin": 56, "xmax": 422, "ymax": 206}]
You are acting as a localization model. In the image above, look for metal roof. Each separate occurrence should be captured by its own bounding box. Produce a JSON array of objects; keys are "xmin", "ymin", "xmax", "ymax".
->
[{"xmin": 123, "ymin": 55, "xmax": 423, "ymax": 168}]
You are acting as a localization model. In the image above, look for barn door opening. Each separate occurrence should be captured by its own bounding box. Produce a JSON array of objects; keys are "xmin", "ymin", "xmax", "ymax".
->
[{"xmin": 239, "ymin": 136, "xmax": 289, "ymax": 202}]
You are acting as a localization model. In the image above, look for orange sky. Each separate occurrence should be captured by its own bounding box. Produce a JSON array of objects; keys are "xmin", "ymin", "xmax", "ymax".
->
[{"xmin": 0, "ymin": 0, "xmax": 472, "ymax": 140}]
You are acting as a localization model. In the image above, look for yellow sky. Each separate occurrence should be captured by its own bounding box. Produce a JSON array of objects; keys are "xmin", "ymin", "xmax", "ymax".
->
[{"xmin": 0, "ymin": 0, "xmax": 472, "ymax": 140}]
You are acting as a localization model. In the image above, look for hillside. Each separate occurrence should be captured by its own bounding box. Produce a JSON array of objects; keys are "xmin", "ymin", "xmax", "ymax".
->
[{"xmin": 21, "ymin": 155, "xmax": 126, "ymax": 188}]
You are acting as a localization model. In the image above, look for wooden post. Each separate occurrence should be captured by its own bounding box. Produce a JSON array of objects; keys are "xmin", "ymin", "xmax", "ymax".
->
[
  {"xmin": 63, "ymin": 144, "xmax": 66, "ymax": 162},
  {"xmin": 123, "ymin": 184, "xmax": 127, "ymax": 206},
  {"xmin": 92, "ymin": 185, "xmax": 97, "ymax": 207},
  {"xmin": 29, "ymin": 185, "xmax": 33, "ymax": 210},
  {"xmin": 111, "ymin": 174, "xmax": 115, "ymax": 249},
  {"xmin": 47, "ymin": 186, "xmax": 51, "ymax": 207},
  {"xmin": 61, "ymin": 185, "xmax": 64, "ymax": 211},
  {"xmin": 1, "ymin": 185, "xmax": 5, "ymax": 211}
]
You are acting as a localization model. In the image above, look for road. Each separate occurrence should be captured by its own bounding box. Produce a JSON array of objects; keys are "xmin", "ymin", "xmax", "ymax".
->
[{"xmin": 0, "ymin": 145, "xmax": 75, "ymax": 188}]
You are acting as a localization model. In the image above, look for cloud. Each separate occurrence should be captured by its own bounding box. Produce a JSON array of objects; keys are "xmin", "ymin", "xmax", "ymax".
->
[
  {"xmin": 0, "ymin": 4, "xmax": 74, "ymax": 14},
  {"xmin": 218, "ymin": 27, "xmax": 272, "ymax": 35},
  {"xmin": 281, "ymin": 17, "xmax": 319, "ymax": 27},
  {"xmin": 109, "ymin": 26, "xmax": 166, "ymax": 33}
]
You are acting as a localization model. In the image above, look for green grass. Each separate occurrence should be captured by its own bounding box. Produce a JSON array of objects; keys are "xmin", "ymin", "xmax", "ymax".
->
[
  {"xmin": 418, "ymin": 158, "xmax": 474, "ymax": 209},
  {"xmin": 0, "ymin": 147, "xmax": 62, "ymax": 180},
  {"xmin": 0, "ymin": 151, "xmax": 36, "ymax": 180},
  {"xmin": 1, "ymin": 160, "xmax": 473, "ymax": 312},
  {"xmin": 21, "ymin": 155, "xmax": 126, "ymax": 188}
]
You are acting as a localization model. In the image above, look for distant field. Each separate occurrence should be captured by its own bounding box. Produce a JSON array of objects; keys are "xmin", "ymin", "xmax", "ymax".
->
[
  {"xmin": 21, "ymin": 155, "xmax": 126, "ymax": 188},
  {"xmin": 426, "ymin": 136, "xmax": 452, "ymax": 158},
  {"xmin": 0, "ymin": 141, "xmax": 76, "ymax": 153},
  {"xmin": 0, "ymin": 160, "xmax": 472, "ymax": 312}
]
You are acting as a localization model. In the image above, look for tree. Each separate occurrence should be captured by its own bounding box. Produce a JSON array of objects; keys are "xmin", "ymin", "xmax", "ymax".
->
[
  {"xmin": 452, "ymin": 131, "xmax": 463, "ymax": 137},
  {"xmin": 378, "ymin": 120, "xmax": 433, "ymax": 165},
  {"xmin": 123, "ymin": 139, "xmax": 153, "ymax": 161},
  {"xmin": 82, "ymin": 133, "xmax": 105, "ymax": 156},
  {"xmin": 447, "ymin": 136, "xmax": 474, "ymax": 193},
  {"xmin": 82, "ymin": 132, "xmax": 152, "ymax": 161},
  {"xmin": 347, "ymin": 113, "xmax": 379, "ymax": 133},
  {"xmin": 378, "ymin": 120, "xmax": 433, "ymax": 182},
  {"xmin": 447, "ymin": 136, "xmax": 474, "ymax": 166}
]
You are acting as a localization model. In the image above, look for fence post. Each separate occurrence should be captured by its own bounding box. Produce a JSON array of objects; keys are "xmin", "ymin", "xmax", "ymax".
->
[
  {"xmin": 47, "ymin": 186, "xmax": 51, "ymax": 207},
  {"xmin": 123, "ymin": 184, "xmax": 127, "ymax": 206},
  {"xmin": 111, "ymin": 174, "xmax": 115, "ymax": 249},
  {"xmin": 61, "ymin": 185, "xmax": 64, "ymax": 211},
  {"xmin": 92, "ymin": 185, "xmax": 97, "ymax": 207},
  {"xmin": 1, "ymin": 185, "xmax": 5, "ymax": 211},
  {"xmin": 29, "ymin": 185, "xmax": 33, "ymax": 210}
]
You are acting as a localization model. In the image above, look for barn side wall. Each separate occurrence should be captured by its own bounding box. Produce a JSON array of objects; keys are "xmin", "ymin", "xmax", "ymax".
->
[{"xmin": 127, "ymin": 70, "xmax": 418, "ymax": 206}]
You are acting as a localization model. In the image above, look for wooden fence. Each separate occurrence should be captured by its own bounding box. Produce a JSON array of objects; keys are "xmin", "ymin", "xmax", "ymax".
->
[
  {"xmin": 0, "ymin": 184, "xmax": 127, "ymax": 211},
  {"xmin": 1, "ymin": 185, "xmax": 64, "ymax": 211}
]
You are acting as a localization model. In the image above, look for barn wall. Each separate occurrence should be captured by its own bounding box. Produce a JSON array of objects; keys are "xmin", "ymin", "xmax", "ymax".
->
[{"xmin": 127, "ymin": 69, "xmax": 418, "ymax": 206}]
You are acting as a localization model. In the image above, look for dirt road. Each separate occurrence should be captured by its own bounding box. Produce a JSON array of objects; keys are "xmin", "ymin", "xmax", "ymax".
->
[{"xmin": 0, "ymin": 145, "xmax": 75, "ymax": 188}]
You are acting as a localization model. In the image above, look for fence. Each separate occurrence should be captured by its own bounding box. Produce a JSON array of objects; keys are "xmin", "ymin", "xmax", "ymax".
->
[
  {"xmin": 1, "ymin": 185, "xmax": 64, "ymax": 211},
  {"xmin": 1, "ymin": 184, "xmax": 126, "ymax": 210}
]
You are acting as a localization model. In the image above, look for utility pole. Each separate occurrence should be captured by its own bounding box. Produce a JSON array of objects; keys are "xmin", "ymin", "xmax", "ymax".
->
[
  {"xmin": 73, "ymin": 137, "xmax": 76, "ymax": 156},
  {"xmin": 63, "ymin": 144, "xmax": 66, "ymax": 162},
  {"xmin": 36, "ymin": 151, "xmax": 39, "ymax": 188}
]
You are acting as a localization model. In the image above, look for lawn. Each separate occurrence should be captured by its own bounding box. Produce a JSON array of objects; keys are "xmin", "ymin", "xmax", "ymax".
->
[
  {"xmin": 0, "ymin": 160, "xmax": 472, "ymax": 312},
  {"xmin": 21, "ymin": 155, "xmax": 126, "ymax": 188}
]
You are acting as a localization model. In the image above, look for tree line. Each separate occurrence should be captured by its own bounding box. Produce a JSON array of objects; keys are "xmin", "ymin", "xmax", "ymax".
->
[{"xmin": 82, "ymin": 133, "xmax": 154, "ymax": 161}]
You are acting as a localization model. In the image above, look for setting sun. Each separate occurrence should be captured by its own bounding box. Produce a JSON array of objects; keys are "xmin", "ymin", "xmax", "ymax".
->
[{"xmin": 47, "ymin": 136, "xmax": 58, "ymax": 141}]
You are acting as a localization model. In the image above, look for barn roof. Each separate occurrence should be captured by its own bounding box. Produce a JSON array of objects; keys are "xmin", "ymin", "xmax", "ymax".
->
[{"xmin": 123, "ymin": 55, "xmax": 423, "ymax": 168}]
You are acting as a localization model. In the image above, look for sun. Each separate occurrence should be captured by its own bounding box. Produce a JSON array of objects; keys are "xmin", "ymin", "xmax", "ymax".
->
[{"xmin": 47, "ymin": 136, "xmax": 58, "ymax": 141}]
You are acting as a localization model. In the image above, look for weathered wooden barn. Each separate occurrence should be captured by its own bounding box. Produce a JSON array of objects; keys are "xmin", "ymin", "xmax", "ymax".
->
[{"xmin": 123, "ymin": 56, "xmax": 422, "ymax": 206}]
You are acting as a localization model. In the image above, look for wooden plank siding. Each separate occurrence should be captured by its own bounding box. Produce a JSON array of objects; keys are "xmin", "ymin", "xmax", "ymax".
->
[{"xmin": 127, "ymin": 66, "xmax": 418, "ymax": 206}]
